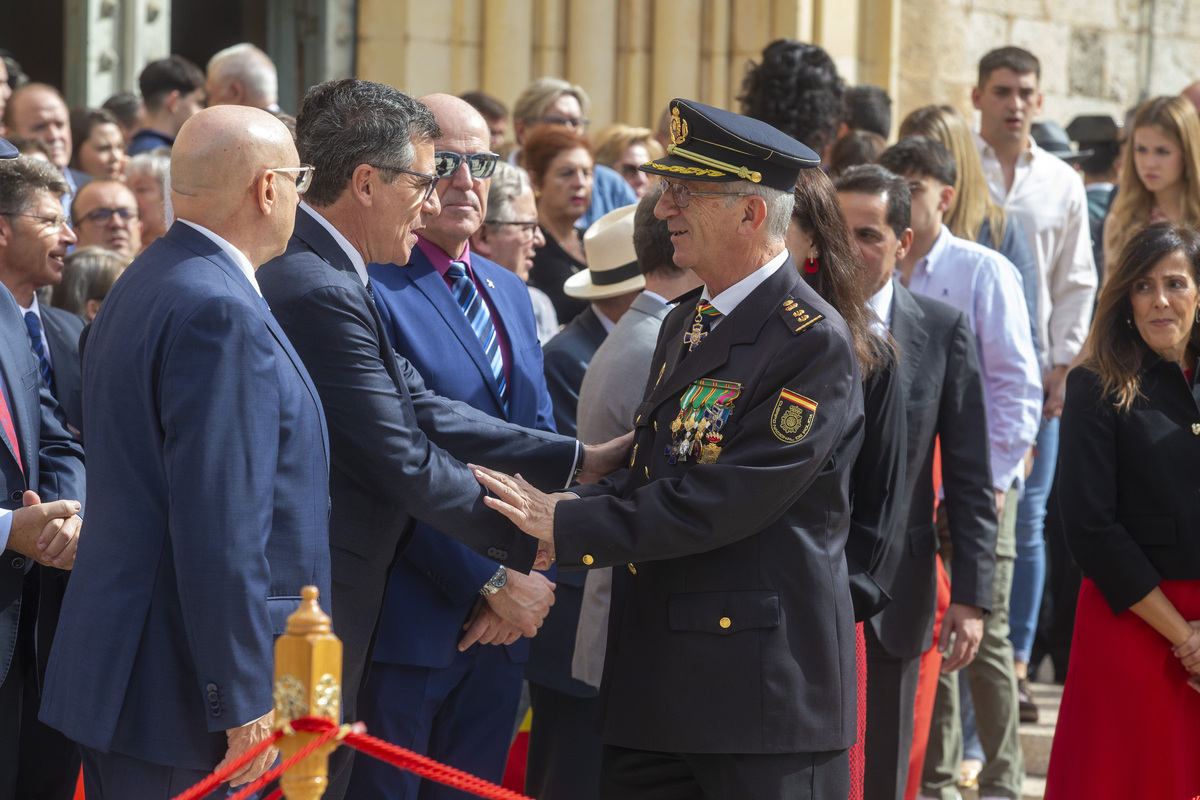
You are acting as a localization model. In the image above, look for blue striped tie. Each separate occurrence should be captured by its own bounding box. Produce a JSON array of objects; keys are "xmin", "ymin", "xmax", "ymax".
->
[
  {"xmin": 445, "ymin": 262, "xmax": 507, "ymax": 412},
  {"xmin": 23, "ymin": 311, "xmax": 53, "ymax": 390}
]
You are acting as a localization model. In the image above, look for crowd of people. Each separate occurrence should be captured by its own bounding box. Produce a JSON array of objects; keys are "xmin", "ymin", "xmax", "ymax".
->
[{"xmin": 0, "ymin": 32, "xmax": 1198, "ymax": 800}]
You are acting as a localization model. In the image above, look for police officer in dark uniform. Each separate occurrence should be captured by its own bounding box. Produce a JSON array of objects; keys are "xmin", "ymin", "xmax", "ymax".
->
[{"xmin": 474, "ymin": 99, "xmax": 865, "ymax": 800}]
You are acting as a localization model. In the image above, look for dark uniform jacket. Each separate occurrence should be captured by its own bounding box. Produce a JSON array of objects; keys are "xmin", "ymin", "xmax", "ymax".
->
[
  {"xmin": 1059, "ymin": 357, "xmax": 1200, "ymax": 614},
  {"xmin": 555, "ymin": 258, "xmax": 865, "ymax": 754}
]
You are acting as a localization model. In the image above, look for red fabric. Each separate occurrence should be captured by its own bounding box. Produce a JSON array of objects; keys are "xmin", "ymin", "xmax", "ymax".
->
[
  {"xmin": 501, "ymin": 724, "xmax": 529, "ymax": 792},
  {"xmin": 905, "ymin": 555, "xmax": 951, "ymax": 800},
  {"xmin": 0, "ymin": 385, "xmax": 23, "ymax": 477},
  {"xmin": 74, "ymin": 771, "xmax": 84, "ymax": 800},
  {"xmin": 1045, "ymin": 578, "xmax": 1200, "ymax": 799},
  {"xmin": 848, "ymin": 621, "xmax": 866, "ymax": 800}
]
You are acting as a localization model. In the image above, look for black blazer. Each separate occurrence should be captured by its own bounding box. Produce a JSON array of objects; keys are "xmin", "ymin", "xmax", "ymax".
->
[
  {"xmin": 557, "ymin": 260, "xmax": 864, "ymax": 754},
  {"xmin": 870, "ymin": 282, "xmax": 998, "ymax": 658},
  {"xmin": 1058, "ymin": 357, "xmax": 1200, "ymax": 614},
  {"xmin": 257, "ymin": 210, "xmax": 578, "ymax": 721},
  {"xmin": 845, "ymin": 346, "xmax": 907, "ymax": 622},
  {"xmin": 40, "ymin": 305, "xmax": 84, "ymax": 434}
]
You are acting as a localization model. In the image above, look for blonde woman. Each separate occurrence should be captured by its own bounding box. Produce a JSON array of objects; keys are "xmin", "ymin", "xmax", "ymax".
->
[
  {"xmin": 1102, "ymin": 95, "xmax": 1200, "ymax": 269},
  {"xmin": 592, "ymin": 124, "xmax": 664, "ymax": 198}
]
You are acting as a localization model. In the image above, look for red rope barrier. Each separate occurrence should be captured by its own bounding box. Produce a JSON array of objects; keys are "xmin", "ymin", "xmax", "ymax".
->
[
  {"xmin": 171, "ymin": 730, "xmax": 284, "ymax": 800},
  {"xmin": 171, "ymin": 716, "xmax": 533, "ymax": 800}
]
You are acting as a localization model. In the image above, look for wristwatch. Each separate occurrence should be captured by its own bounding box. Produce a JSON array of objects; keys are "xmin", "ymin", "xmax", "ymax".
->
[{"xmin": 479, "ymin": 565, "xmax": 508, "ymax": 596}]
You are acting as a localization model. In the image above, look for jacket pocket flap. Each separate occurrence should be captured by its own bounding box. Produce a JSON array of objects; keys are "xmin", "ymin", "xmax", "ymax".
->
[
  {"xmin": 668, "ymin": 590, "xmax": 780, "ymax": 635},
  {"xmin": 266, "ymin": 595, "xmax": 303, "ymax": 635},
  {"xmin": 1120, "ymin": 515, "xmax": 1176, "ymax": 546}
]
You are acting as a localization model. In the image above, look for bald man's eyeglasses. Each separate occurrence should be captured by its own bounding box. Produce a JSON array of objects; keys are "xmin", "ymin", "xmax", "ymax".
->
[
  {"xmin": 368, "ymin": 163, "xmax": 439, "ymax": 202},
  {"xmin": 269, "ymin": 165, "xmax": 315, "ymax": 194},
  {"xmin": 435, "ymin": 151, "xmax": 500, "ymax": 179}
]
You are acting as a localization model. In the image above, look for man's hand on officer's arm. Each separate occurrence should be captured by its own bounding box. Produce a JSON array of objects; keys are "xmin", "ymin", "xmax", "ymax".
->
[
  {"xmin": 577, "ymin": 431, "xmax": 634, "ymax": 484},
  {"xmin": 473, "ymin": 464, "xmax": 568, "ymax": 571}
]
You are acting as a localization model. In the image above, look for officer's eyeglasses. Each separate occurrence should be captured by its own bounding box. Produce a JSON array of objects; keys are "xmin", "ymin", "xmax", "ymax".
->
[
  {"xmin": 269, "ymin": 165, "xmax": 315, "ymax": 194},
  {"xmin": 1, "ymin": 211, "xmax": 71, "ymax": 235},
  {"xmin": 435, "ymin": 151, "xmax": 500, "ymax": 180},
  {"xmin": 660, "ymin": 180, "xmax": 751, "ymax": 209},
  {"xmin": 540, "ymin": 114, "xmax": 589, "ymax": 130},
  {"xmin": 368, "ymin": 163, "xmax": 440, "ymax": 202},
  {"xmin": 75, "ymin": 207, "xmax": 140, "ymax": 226}
]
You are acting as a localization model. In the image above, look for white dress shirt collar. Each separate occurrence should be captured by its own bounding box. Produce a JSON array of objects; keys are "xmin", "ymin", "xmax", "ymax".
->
[
  {"xmin": 300, "ymin": 202, "xmax": 370, "ymax": 287},
  {"xmin": 701, "ymin": 248, "xmax": 790, "ymax": 324},
  {"xmin": 866, "ymin": 278, "xmax": 895, "ymax": 338},
  {"xmin": 177, "ymin": 219, "xmax": 262, "ymax": 296}
]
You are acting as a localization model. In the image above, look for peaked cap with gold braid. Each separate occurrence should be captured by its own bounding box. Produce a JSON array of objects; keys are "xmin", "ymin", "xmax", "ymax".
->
[{"xmin": 638, "ymin": 98, "xmax": 821, "ymax": 192}]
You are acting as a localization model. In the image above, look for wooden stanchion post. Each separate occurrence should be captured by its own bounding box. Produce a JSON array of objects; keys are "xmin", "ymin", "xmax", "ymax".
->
[{"xmin": 273, "ymin": 586, "xmax": 342, "ymax": 800}]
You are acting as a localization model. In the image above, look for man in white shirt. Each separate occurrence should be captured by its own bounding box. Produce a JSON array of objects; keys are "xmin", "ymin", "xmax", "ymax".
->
[
  {"xmin": 972, "ymin": 46, "xmax": 1097, "ymax": 732},
  {"xmin": 880, "ymin": 138, "xmax": 1041, "ymax": 800}
]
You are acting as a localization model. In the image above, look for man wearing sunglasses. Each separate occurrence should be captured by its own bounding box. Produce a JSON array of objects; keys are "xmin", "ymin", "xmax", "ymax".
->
[
  {"xmin": 257, "ymin": 80, "xmax": 630, "ymax": 800},
  {"xmin": 70, "ymin": 179, "xmax": 144, "ymax": 260},
  {"xmin": 345, "ymin": 92, "xmax": 558, "ymax": 800}
]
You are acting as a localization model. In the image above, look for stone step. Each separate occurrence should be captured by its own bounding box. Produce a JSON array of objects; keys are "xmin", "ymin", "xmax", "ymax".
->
[{"xmin": 960, "ymin": 774, "xmax": 1045, "ymax": 800}]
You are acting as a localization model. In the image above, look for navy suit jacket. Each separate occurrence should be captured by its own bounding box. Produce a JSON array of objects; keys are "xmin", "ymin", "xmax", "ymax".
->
[
  {"xmin": 542, "ymin": 305, "xmax": 607, "ymax": 438},
  {"xmin": 40, "ymin": 304, "xmax": 84, "ymax": 434},
  {"xmin": 257, "ymin": 209, "xmax": 578, "ymax": 721},
  {"xmin": 367, "ymin": 247, "xmax": 557, "ymax": 667},
  {"xmin": 0, "ymin": 288, "xmax": 85, "ymax": 690},
  {"xmin": 40, "ymin": 222, "xmax": 331, "ymax": 771}
]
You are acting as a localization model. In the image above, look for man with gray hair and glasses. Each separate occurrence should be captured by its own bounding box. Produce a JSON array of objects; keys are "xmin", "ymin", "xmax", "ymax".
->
[{"xmin": 256, "ymin": 79, "xmax": 629, "ymax": 800}]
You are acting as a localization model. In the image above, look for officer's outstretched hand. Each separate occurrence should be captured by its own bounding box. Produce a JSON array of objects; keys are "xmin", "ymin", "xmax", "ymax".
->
[{"xmin": 472, "ymin": 464, "xmax": 565, "ymax": 546}]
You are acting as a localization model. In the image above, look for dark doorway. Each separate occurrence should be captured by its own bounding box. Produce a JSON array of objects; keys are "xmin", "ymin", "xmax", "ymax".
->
[
  {"xmin": 0, "ymin": 0, "xmax": 66, "ymax": 88},
  {"xmin": 172, "ymin": 0, "xmax": 268, "ymax": 76}
]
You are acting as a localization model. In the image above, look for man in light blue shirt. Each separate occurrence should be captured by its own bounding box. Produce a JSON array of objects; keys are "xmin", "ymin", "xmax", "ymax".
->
[{"xmin": 880, "ymin": 138, "xmax": 1040, "ymax": 800}]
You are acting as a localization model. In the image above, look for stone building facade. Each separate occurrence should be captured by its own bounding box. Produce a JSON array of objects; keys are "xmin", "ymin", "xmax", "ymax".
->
[{"xmin": 355, "ymin": 0, "xmax": 1200, "ymax": 137}]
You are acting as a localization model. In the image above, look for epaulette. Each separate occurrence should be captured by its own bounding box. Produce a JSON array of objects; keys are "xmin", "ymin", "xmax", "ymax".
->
[{"xmin": 777, "ymin": 297, "xmax": 824, "ymax": 335}]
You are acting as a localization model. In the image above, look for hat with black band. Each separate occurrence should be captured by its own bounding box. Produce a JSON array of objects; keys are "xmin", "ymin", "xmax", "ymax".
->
[
  {"xmin": 566, "ymin": 204, "xmax": 646, "ymax": 300},
  {"xmin": 638, "ymin": 98, "xmax": 821, "ymax": 192}
]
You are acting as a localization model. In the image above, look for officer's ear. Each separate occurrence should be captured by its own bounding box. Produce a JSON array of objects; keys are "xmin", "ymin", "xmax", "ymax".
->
[{"xmin": 736, "ymin": 193, "xmax": 768, "ymax": 236}]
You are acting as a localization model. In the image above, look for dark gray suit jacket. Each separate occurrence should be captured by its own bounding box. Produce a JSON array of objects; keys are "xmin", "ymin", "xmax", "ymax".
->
[
  {"xmin": 40, "ymin": 305, "xmax": 84, "ymax": 434},
  {"xmin": 542, "ymin": 305, "xmax": 607, "ymax": 438},
  {"xmin": 870, "ymin": 281, "xmax": 998, "ymax": 658},
  {"xmin": 257, "ymin": 208, "xmax": 579, "ymax": 723}
]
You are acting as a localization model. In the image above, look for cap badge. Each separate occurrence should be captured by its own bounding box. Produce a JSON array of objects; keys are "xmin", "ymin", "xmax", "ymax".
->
[{"xmin": 670, "ymin": 107, "xmax": 689, "ymax": 146}]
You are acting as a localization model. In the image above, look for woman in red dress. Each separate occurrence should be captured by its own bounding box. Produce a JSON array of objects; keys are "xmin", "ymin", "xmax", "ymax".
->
[{"xmin": 1046, "ymin": 222, "xmax": 1200, "ymax": 799}]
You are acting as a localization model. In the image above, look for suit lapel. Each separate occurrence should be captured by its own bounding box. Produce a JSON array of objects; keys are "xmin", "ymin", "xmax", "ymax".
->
[
  {"xmin": 407, "ymin": 251, "xmax": 507, "ymax": 413},
  {"xmin": 889, "ymin": 282, "xmax": 929, "ymax": 398},
  {"xmin": 0, "ymin": 293, "xmax": 35, "ymax": 478},
  {"xmin": 648, "ymin": 264, "xmax": 791, "ymax": 407}
]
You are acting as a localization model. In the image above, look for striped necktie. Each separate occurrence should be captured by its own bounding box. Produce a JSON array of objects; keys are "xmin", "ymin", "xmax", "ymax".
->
[
  {"xmin": 445, "ymin": 261, "xmax": 508, "ymax": 412},
  {"xmin": 23, "ymin": 311, "xmax": 53, "ymax": 390},
  {"xmin": 684, "ymin": 300, "xmax": 722, "ymax": 352}
]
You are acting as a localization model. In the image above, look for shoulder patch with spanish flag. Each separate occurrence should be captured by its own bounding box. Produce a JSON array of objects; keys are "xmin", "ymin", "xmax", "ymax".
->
[{"xmin": 770, "ymin": 389, "xmax": 817, "ymax": 443}]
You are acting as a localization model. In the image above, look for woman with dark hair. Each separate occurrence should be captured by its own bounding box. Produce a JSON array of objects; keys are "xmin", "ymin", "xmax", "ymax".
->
[
  {"xmin": 524, "ymin": 124, "xmax": 594, "ymax": 324},
  {"xmin": 741, "ymin": 39, "xmax": 846, "ymax": 162},
  {"xmin": 787, "ymin": 167, "xmax": 906, "ymax": 800},
  {"xmin": 69, "ymin": 107, "xmax": 128, "ymax": 180},
  {"xmin": 1044, "ymin": 222, "xmax": 1200, "ymax": 799}
]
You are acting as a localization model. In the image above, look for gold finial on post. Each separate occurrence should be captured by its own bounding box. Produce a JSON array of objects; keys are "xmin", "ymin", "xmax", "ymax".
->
[{"xmin": 274, "ymin": 586, "xmax": 342, "ymax": 800}]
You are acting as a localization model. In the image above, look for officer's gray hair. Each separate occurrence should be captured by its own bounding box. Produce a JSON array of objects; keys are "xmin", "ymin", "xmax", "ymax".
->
[
  {"xmin": 485, "ymin": 162, "xmax": 532, "ymax": 223},
  {"xmin": 724, "ymin": 180, "xmax": 794, "ymax": 242},
  {"xmin": 0, "ymin": 156, "xmax": 68, "ymax": 216},
  {"xmin": 296, "ymin": 79, "xmax": 441, "ymax": 207}
]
